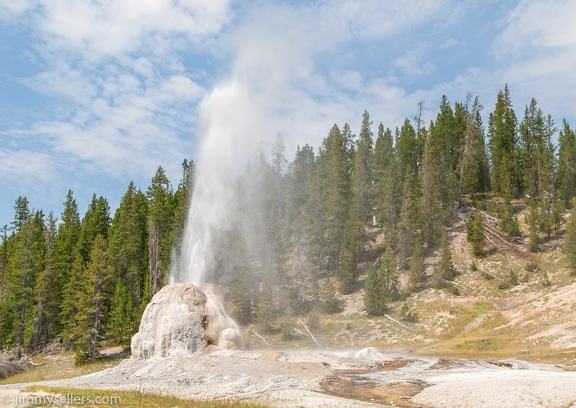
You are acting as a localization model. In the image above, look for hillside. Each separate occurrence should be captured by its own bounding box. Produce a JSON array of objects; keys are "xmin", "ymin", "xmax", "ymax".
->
[{"xmin": 242, "ymin": 201, "xmax": 576, "ymax": 363}]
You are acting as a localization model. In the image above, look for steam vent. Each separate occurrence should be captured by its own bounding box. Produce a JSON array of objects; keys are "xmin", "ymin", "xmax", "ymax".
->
[{"xmin": 131, "ymin": 283, "xmax": 247, "ymax": 360}]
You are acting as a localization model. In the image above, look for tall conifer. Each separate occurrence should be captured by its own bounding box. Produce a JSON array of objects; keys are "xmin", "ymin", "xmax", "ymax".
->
[
  {"xmin": 557, "ymin": 120, "xmax": 576, "ymax": 208},
  {"xmin": 488, "ymin": 84, "xmax": 519, "ymax": 199}
]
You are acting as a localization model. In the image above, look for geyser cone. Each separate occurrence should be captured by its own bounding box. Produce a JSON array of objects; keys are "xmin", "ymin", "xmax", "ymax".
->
[{"xmin": 131, "ymin": 283, "xmax": 247, "ymax": 360}]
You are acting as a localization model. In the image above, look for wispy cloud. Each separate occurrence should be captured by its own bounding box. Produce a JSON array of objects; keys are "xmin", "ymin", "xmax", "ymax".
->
[
  {"xmin": 491, "ymin": 0, "xmax": 576, "ymax": 120},
  {"xmin": 0, "ymin": 0, "xmax": 232, "ymax": 195},
  {"xmin": 0, "ymin": 148, "xmax": 55, "ymax": 186}
]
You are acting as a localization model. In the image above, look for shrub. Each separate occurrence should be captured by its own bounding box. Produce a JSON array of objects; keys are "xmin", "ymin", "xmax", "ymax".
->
[
  {"xmin": 0, "ymin": 351, "xmax": 30, "ymax": 380},
  {"xmin": 541, "ymin": 272, "xmax": 551, "ymax": 287}
]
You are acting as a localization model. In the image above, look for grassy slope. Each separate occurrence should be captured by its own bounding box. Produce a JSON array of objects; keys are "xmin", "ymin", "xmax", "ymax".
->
[{"xmin": 245, "ymin": 204, "xmax": 576, "ymax": 364}]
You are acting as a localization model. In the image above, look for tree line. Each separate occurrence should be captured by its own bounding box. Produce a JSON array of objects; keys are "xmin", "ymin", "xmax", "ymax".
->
[
  {"xmin": 1, "ymin": 85, "xmax": 576, "ymax": 361},
  {"xmin": 0, "ymin": 161, "xmax": 193, "ymax": 363}
]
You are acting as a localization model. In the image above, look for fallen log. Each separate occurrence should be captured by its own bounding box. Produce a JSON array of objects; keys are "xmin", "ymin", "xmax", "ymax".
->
[
  {"xmin": 249, "ymin": 325, "xmax": 272, "ymax": 348},
  {"xmin": 384, "ymin": 314, "xmax": 414, "ymax": 331},
  {"xmin": 298, "ymin": 318, "xmax": 322, "ymax": 347}
]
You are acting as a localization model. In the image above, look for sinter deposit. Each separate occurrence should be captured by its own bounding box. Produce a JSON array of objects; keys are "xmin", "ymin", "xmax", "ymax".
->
[{"xmin": 131, "ymin": 284, "xmax": 246, "ymax": 359}]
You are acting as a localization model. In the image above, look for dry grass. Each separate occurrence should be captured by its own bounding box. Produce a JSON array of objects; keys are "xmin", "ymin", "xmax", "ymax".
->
[
  {"xmin": 0, "ymin": 351, "xmax": 124, "ymax": 385},
  {"xmin": 23, "ymin": 386, "xmax": 270, "ymax": 408}
]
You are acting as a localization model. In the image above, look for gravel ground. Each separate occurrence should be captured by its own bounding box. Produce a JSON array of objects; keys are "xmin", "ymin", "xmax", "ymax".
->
[{"xmin": 1, "ymin": 348, "xmax": 575, "ymax": 407}]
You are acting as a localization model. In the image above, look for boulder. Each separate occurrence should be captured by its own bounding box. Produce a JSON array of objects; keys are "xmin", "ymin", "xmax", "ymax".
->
[{"xmin": 131, "ymin": 283, "xmax": 246, "ymax": 360}]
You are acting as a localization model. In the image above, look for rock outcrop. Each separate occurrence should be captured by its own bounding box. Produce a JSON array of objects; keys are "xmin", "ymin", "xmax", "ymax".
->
[{"xmin": 131, "ymin": 283, "xmax": 246, "ymax": 360}]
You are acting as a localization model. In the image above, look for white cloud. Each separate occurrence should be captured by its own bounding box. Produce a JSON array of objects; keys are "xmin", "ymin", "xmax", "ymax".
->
[
  {"xmin": 0, "ymin": 1, "xmax": 35, "ymax": 17},
  {"xmin": 495, "ymin": 0, "xmax": 576, "ymax": 58},
  {"xmin": 0, "ymin": 0, "xmax": 232, "ymax": 195},
  {"xmin": 320, "ymin": 0, "xmax": 451, "ymax": 39},
  {"xmin": 392, "ymin": 49, "xmax": 436, "ymax": 78},
  {"xmin": 491, "ymin": 0, "xmax": 576, "ymax": 122},
  {"xmin": 0, "ymin": 148, "xmax": 55, "ymax": 185},
  {"xmin": 33, "ymin": 0, "xmax": 231, "ymax": 62},
  {"xmin": 330, "ymin": 69, "xmax": 363, "ymax": 90},
  {"xmin": 23, "ymin": 62, "xmax": 97, "ymax": 103}
]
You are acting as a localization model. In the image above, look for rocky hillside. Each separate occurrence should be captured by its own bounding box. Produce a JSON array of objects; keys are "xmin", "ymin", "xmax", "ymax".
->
[{"xmin": 243, "ymin": 204, "xmax": 576, "ymax": 363}]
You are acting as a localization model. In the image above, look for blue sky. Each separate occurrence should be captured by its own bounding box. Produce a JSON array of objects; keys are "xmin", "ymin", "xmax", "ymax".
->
[{"xmin": 1, "ymin": 0, "xmax": 575, "ymax": 228}]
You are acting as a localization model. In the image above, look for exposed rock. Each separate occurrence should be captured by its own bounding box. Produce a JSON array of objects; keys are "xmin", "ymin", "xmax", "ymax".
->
[
  {"xmin": 353, "ymin": 347, "xmax": 390, "ymax": 361},
  {"xmin": 203, "ymin": 285, "xmax": 247, "ymax": 351},
  {"xmin": 131, "ymin": 283, "xmax": 246, "ymax": 360}
]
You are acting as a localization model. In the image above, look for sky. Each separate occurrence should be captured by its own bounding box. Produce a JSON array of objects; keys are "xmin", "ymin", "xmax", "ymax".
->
[{"xmin": 1, "ymin": 0, "xmax": 575, "ymax": 228}]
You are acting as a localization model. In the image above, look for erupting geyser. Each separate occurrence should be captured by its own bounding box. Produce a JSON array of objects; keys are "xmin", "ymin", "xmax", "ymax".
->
[
  {"xmin": 133, "ymin": 3, "xmax": 299, "ymax": 358},
  {"xmin": 131, "ymin": 284, "xmax": 247, "ymax": 359}
]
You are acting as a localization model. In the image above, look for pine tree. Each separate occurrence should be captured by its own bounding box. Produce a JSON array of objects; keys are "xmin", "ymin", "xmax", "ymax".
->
[
  {"xmin": 363, "ymin": 264, "xmax": 386, "ymax": 316},
  {"xmin": 0, "ymin": 225, "xmax": 12, "ymax": 348},
  {"xmin": 519, "ymin": 98, "xmax": 544, "ymax": 198},
  {"xmin": 337, "ymin": 230, "xmax": 357, "ymax": 294},
  {"xmin": 266, "ymin": 137, "xmax": 289, "ymax": 281},
  {"xmin": 499, "ymin": 202, "xmax": 521, "ymax": 238},
  {"xmin": 539, "ymin": 114, "xmax": 557, "ymax": 239},
  {"xmin": 285, "ymin": 145, "xmax": 316, "ymax": 295},
  {"xmin": 398, "ymin": 168, "xmax": 420, "ymax": 269},
  {"xmin": 255, "ymin": 278, "xmax": 278, "ymax": 334},
  {"xmin": 11, "ymin": 196, "xmax": 31, "ymax": 233},
  {"xmin": 108, "ymin": 183, "xmax": 148, "ymax": 315},
  {"xmin": 106, "ymin": 278, "xmax": 134, "ymax": 349},
  {"xmin": 6, "ymin": 208, "xmax": 46, "ymax": 350},
  {"xmin": 421, "ymin": 120, "xmax": 455, "ymax": 245},
  {"xmin": 363, "ymin": 246, "xmax": 398, "ymax": 316},
  {"xmin": 228, "ymin": 232, "xmax": 256, "ymax": 325},
  {"xmin": 432, "ymin": 230, "xmax": 457, "ymax": 288},
  {"xmin": 60, "ymin": 252, "xmax": 85, "ymax": 345},
  {"xmin": 518, "ymin": 98, "xmax": 556, "ymax": 217},
  {"xmin": 31, "ymin": 212, "xmax": 59, "ymax": 350},
  {"xmin": 320, "ymin": 278, "xmax": 341, "ymax": 313},
  {"xmin": 557, "ymin": 120, "xmax": 576, "ymax": 208},
  {"xmin": 421, "ymin": 97, "xmax": 461, "ymax": 245},
  {"xmin": 350, "ymin": 111, "xmax": 374, "ymax": 245},
  {"xmin": 408, "ymin": 238, "xmax": 426, "ymax": 292},
  {"xmin": 565, "ymin": 202, "xmax": 576, "ymax": 276},
  {"xmin": 447, "ymin": 99, "xmax": 467, "ymax": 173},
  {"xmin": 60, "ymin": 195, "xmax": 110, "ymax": 342},
  {"xmin": 147, "ymin": 167, "xmax": 174, "ymax": 295},
  {"xmin": 54, "ymin": 191, "xmax": 82, "ymax": 335},
  {"xmin": 172, "ymin": 159, "xmax": 195, "ymax": 260},
  {"xmin": 286, "ymin": 145, "xmax": 315, "ymax": 227},
  {"xmin": 460, "ymin": 96, "xmax": 489, "ymax": 199},
  {"xmin": 373, "ymin": 123, "xmax": 399, "ymax": 248},
  {"xmin": 74, "ymin": 235, "xmax": 111, "ymax": 364},
  {"xmin": 466, "ymin": 210, "xmax": 486, "ymax": 257},
  {"xmin": 306, "ymin": 124, "xmax": 352, "ymax": 270},
  {"xmin": 421, "ymin": 126, "xmax": 443, "ymax": 246},
  {"xmin": 396, "ymin": 119, "xmax": 419, "ymax": 185},
  {"xmin": 488, "ymin": 84, "xmax": 519, "ymax": 200},
  {"xmin": 75, "ymin": 195, "xmax": 111, "ymax": 264},
  {"xmin": 0, "ymin": 225, "xmax": 8, "ymax": 283}
]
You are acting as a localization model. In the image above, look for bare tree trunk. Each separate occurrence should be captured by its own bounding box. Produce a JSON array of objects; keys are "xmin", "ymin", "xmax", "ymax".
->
[{"xmin": 149, "ymin": 222, "xmax": 161, "ymax": 296}]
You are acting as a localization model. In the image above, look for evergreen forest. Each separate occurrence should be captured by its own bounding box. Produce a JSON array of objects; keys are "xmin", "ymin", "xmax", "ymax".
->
[{"xmin": 2, "ymin": 85, "xmax": 576, "ymax": 364}]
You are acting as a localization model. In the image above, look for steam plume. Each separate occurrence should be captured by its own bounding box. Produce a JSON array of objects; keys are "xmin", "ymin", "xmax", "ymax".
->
[{"xmin": 170, "ymin": 2, "xmax": 361, "ymax": 284}]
